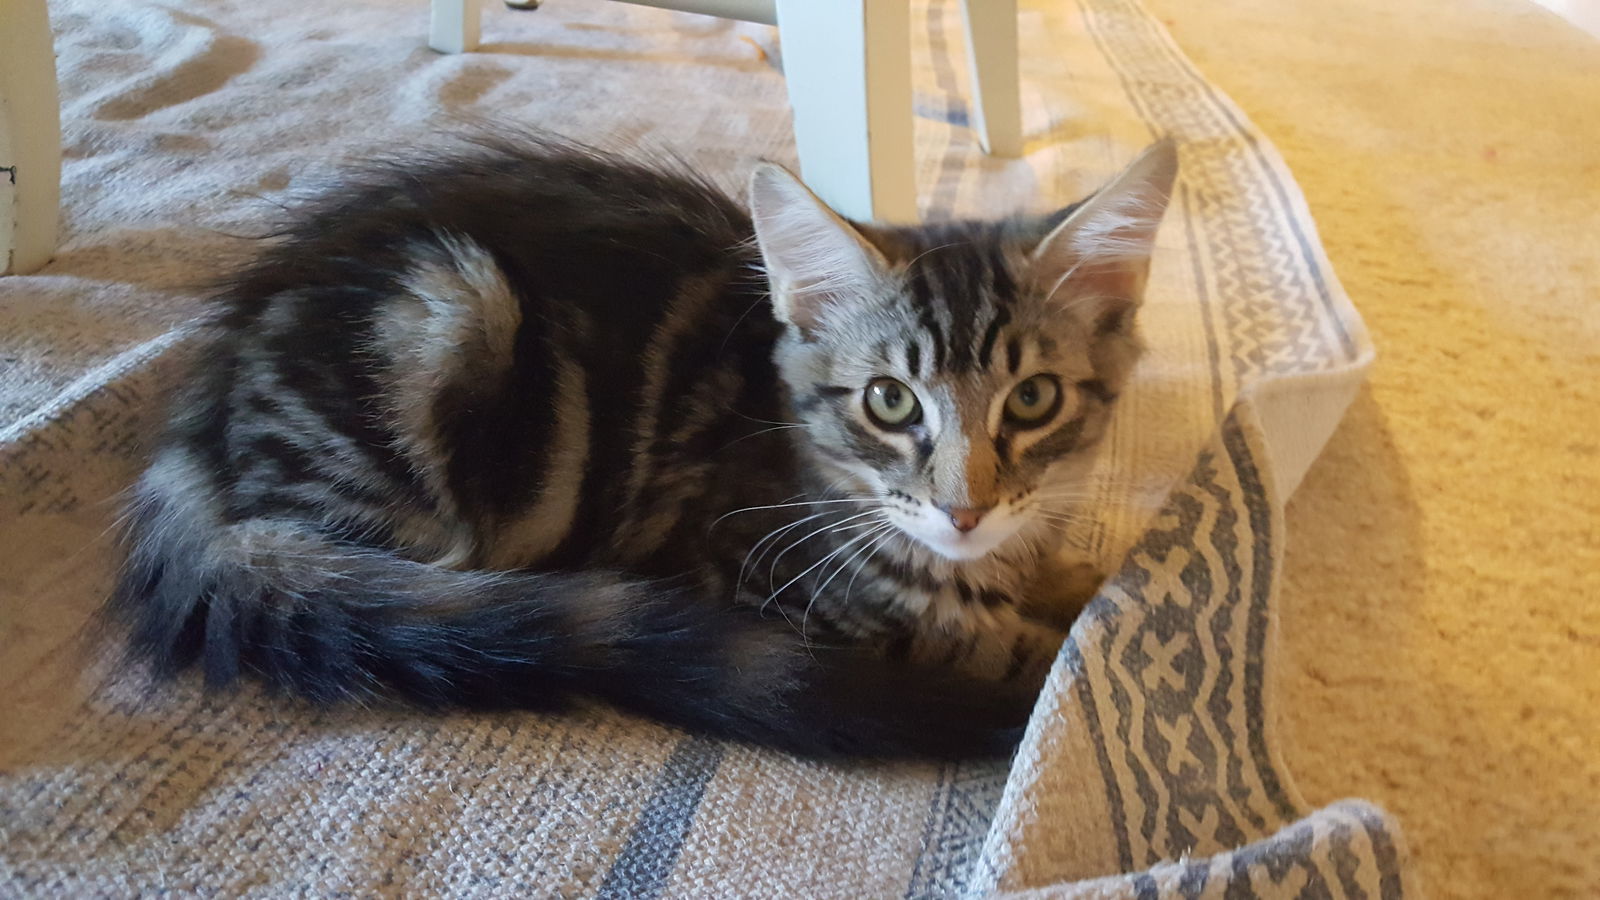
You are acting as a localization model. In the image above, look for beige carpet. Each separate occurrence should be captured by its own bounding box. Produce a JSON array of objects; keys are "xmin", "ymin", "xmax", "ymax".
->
[
  {"xmin": 1141, "ymin": 0, "xmax": 1600, "ymax": 896},
  {"xmin": 3, "ymin": 0, "xmax": 1415, "ymax": 894},
  {"xmin": 7, "ymin": 0, "xmax": 1592, "ymax": 894}
]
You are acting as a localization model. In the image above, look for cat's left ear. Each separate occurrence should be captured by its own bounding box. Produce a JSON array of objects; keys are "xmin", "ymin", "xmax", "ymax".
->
[
  {"xmin": 749, "ymin": 163, "xmax": 891, "ymax": 336},
  {"xmin": 1030, "ymin": 139, "xmax": 1178, "ymax": 332}
]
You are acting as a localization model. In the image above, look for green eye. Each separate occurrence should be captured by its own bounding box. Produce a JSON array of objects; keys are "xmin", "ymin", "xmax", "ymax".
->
[
  {"xmin": 1005, "ymin": 375, "xmax": 1061, "ymax": 425},
  {"xmin": 865, "ymin": 378, "xmax": 921, "ymax": 428}
]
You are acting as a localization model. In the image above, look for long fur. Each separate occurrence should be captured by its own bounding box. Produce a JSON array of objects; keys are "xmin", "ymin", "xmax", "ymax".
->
[
  {"xmin": 111, "ymin": 453, "xmax": 1031, "ymax": 757},
  {"xmin": 106, "ymin": 132, "xmax": 1173, "ymax": 760}
]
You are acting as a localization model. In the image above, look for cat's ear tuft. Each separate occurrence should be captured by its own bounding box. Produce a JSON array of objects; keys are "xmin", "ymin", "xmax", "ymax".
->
[
  {"xmin": 1030, "ymin": 138, "xmax": 1178, "ymax": 332},
  {"xmin": 749, "ymin": 163, "xmax": 890, "ymax": 335}
]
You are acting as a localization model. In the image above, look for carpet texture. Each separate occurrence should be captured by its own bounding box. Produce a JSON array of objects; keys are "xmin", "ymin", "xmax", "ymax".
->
[
  {"xmin": 1140, "ymin": 0, "xmax": 1600, "ymax": 897},
  {"xmin": 0, "ymin": 0, "xmax": 1420, "ymax": 895}
]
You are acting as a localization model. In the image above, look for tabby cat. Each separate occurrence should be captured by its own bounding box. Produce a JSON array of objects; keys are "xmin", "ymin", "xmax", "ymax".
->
[{"xmin": 110, "ymin": 135, "xmax": 1177, "ymax": 759}]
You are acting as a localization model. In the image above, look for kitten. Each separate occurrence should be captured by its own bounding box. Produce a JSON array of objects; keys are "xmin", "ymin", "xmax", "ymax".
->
[{"xmin": 109, "ymin": 135, "xmax": 1176, "ymax": 759}]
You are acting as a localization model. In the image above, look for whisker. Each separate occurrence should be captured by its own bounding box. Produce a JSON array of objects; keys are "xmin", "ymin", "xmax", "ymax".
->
[
  {"xmin": 1032, "ymin": 519, "xmax": 1086, "ymax": 536},
  {"xmin": 729, "ymin": 410, "xmax": 809, "ymax": 428},
  {"xmin": 1033, "ymin": 514, "xmax": 1097, "ymax": 527},
  {"xmin": 737, "ymin": 512, "xmax": 831, "ymax": 587},
  {"xmin": 805, "ymin": 521, "xmax": 892, "ymax": 623},
  {"xmin": 769, "ymin": 522, "xmax": 886, "ymax": 628},
  {"xmin": 737, "ymin": 506, "xmax": 876, "ymax": 588},
  {"xmin": 902, "ymin": 239, "xmax": 971, "ymax": 272},
  {"xmin": 843, "ymin": 529, "xmax": 899, "ymax": 608},
  {"xmin": 1028, "ymin": 500, "xmax": 1104, "ymax": 513},
  {"xmin": 711, "ymin": 497, "xmax": 875, "ymax": 531},
  {"xmin": 1026, "ymin": 506, "xmax": 1099, "ymax": 518},
  {"xmin": 764, "ymin": 509, "xmax": 883, "ymax": 597},
  {"xmin": 715, "ymin": 423, "xmax": 812, "ymax": 453},
  {"xmin": 1030, "ymin": 503, "xmax": 1100, "ymax": 514}
]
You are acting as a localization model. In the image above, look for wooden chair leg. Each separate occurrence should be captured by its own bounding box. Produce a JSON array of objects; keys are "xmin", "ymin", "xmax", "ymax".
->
[
  {"xmin": 0, "ymin": 0, "xmax": 62, "ymax": 275},
  {"xmin": 774, "ymin": 0, "xmax": 917, "ymax": 223},
  {"xmin": 430, "ymin": 0, "xmax": 481, "ymax": 53},
  {"xmin": 959, "ymin": 0, "xmax": 1022, "ymax": 157}
]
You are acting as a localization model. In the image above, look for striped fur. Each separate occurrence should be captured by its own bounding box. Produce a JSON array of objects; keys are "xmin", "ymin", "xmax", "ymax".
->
[{"xmin": 109, "ymin": 135, "xmax": 1177, "ymax": 759}]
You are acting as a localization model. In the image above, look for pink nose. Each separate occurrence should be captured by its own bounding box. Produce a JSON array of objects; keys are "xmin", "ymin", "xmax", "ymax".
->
[{"xmin": 944, "ymin": 507, "xmax": 989, "ymax": 533}]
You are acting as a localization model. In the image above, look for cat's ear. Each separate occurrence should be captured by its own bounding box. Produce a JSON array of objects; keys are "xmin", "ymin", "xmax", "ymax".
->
[
  {"xmin": 1030, "ymin": 139, "xmax": 1178, "ymax": 332},
  {"xmin": 749, "ymin": 163, "xmax": 891, "ymax": 335}
]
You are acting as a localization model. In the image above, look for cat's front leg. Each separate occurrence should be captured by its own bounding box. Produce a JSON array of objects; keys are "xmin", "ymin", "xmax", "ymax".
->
[
  {"xmin": 912, "ymin": 608, "xmax": 1069, "ymax": 688},
  {"xmin": 1018, "ymin": 556, "xmax": 1106, "ymax": 631}
]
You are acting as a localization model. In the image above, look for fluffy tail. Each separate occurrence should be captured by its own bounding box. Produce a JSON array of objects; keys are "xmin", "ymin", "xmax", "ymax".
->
[{"xmin": 108, "ymin": 482, "xmax": 1033, "ymax": 760}]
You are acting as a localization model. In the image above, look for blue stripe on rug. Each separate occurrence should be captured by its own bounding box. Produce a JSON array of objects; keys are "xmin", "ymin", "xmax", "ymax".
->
[{"xmin": 596, "ymin": 735, "xmax": 727, "ymax": 899}]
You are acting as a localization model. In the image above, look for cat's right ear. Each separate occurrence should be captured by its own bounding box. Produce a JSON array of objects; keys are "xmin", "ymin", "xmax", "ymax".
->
[{"xmin": 749, "ymin": 164, "xmax": 890, "ymax": 335}]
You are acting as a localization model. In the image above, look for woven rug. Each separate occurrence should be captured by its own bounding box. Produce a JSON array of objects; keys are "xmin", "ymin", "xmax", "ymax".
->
[{"xmin": 0, "ymin": 0, "xmax": 1411, "ymax": 895}]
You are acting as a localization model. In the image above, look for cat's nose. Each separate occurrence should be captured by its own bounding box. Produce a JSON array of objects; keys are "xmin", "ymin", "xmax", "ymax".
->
[{"xmin": 942, "ymin": 506, "xmax": 990, "ymax": 533}]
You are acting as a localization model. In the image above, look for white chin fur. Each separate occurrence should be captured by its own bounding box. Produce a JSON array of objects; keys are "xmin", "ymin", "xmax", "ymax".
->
[{"xmin": 895, "ymin": 513, "xmax": 1017, "ymax": 562}]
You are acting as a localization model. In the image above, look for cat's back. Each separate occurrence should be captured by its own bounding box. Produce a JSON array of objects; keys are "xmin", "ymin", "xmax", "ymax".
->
[
  {"xmin": 178, "ymin": 137, "xmax": 787, "ymax": 571},
  {"xmin": 227, "ymin": 139, "xmax": 757, "ymax": 316},
  {"xmin": 206, "ymin": 138, "xmax": 774, "ymax": 429}
]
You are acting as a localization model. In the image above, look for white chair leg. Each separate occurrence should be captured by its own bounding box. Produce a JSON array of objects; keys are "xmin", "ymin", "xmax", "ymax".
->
[
  {"xmin": 774, "ymin": 0, "xmax": 917, "ymax": 223},
  {"xmin": 0, "ymin": 0, "xmax": 62, "ymax": 276},
  {"xmin": 959, "ymin": 0, "xmax": 1022, "ymax": 157},
  {"xmin": 430, "ymin": 0, "xmax": 481, "ymax": 53}
]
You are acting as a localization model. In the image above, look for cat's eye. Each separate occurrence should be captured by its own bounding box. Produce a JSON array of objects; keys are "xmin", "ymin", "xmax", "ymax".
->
[
  {"xmin": 1004, "ymin": 375, "xmax": 1061, "ymax": 426},
  {"xmin": 865, "ymin": 378, "xmax": 922, "ymax": 429}
]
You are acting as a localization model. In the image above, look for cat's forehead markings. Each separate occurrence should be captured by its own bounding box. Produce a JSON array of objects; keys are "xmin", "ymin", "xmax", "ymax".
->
[
  {"xmin": 873, "ymin": 340, "xmax": 895, "ymax": 369},
  {"xmin": 1004, "ymin": 337, "xmax": 1024, "ymax": 376},
  {"xmin": 976, "ymin": 307, "xmax": 1011, "ymax": 370}
]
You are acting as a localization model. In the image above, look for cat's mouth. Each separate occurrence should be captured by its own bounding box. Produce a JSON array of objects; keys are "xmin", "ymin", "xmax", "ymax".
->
[
  {"xmin": 918, "ymin": 530, "xmax": 1011, "ymax": 562},
  {"xmin": 892, "ymin": 507, "xmax": 1020, "ymax": 562}
]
